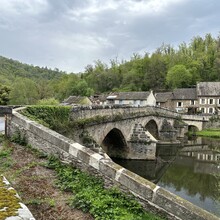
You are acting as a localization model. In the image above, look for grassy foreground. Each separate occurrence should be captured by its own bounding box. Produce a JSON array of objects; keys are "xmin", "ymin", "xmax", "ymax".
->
[
  {"xmin": 0, "ymin": 135, "xmax": 164, "ymax": 220},
  {"xmin": 196, "ymin": 129, "xmax": 220, "ymax": 138}
]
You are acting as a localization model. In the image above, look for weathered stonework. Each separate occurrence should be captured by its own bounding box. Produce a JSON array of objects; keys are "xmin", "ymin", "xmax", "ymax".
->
[
  {"xmin": 7, "ymin": 109, "xmax": 219, "ymax": 220},
  {"xmin": 1, "ymin": 175, "xmax": 35, "ymax": 220}
]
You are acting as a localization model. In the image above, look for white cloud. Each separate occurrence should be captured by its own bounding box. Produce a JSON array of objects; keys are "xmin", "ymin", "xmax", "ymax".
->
[
  {"xmin": 0, "ymin": 0, "xmax": 219, "ymax": 72},
  {"xmin": 124, "ymin": 0, "xmax": 185, "ymax": 14},
  {"xmin": 0, "ymin": 0, "xmax": 48, "ymax": 15}
]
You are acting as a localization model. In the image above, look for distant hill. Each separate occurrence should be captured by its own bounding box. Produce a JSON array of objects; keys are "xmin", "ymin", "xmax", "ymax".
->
[{"xmin": 0, "ymin": 56, "xmax": 64, "ymax": 84}]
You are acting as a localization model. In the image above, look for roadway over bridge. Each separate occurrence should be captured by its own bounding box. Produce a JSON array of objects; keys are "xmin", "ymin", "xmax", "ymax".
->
[{"xmin": 71, "ymin": 106, "xmax": 209, "ymax": 159}]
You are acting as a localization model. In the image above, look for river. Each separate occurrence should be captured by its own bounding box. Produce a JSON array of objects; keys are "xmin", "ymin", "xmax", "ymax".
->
[
  {"xmin": 112, "ymin": 137, "xmax": 220, "ymax": 218},
  {"xmin": 0, "ymin": 117, "xmax": 4, "ymax": 132}
]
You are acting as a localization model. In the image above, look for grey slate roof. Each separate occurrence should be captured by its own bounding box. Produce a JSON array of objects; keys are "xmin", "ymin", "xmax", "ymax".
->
[
  {"xmin": 155, "ymin": 92, "xmax": 173, "ymax": 102},
  {"xmin": 197, "ymin": 82, "xmax": 220, "ymax": 96},
  {"xmin": 172, "ymin": 88, "xmax": 197, "ymax": 100},
  {"xmin": 107, "ymin": 92, "xmax": 150, "ymax": 100}
]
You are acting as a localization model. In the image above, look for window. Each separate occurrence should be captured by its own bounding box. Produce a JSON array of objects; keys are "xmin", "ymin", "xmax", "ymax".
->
[
  {"xmin": 177, "ymin": 102, "xmax": 182, "ymax": 107},
  {"xmin": 200, "ymin": 98, "xmax": 206, "ymax": 104},
  {"xmin": 207, "ymin": 155, "xmax": 212, "ymax": 161},
  {"xmin": 191, "ymin": 100, "xmax": 195, "ymax": 105},
  {"xmin": 209, "ymin": 108, "xmax": 214, "ymax": 114},
  {"xmin": 200, "ymin": 107, "xmax": 205, "ymax": 113},
  {"xmin": 209, "ymin": 99, "xmax": 214, "ymax": 105},
  {"xmin": 218, "ymin": 99, "xmax": 220, "ymax": 105}
]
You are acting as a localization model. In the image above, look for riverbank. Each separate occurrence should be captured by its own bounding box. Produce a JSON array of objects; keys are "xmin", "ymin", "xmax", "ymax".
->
[{"xmin": 196, "ymin": 129, "xmax": 220, "ymax": 138}]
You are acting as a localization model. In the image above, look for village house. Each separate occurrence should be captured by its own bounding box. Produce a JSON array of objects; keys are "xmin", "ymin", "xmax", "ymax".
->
[
  {"xmin": 155, "ymin": 82, "xmax": 220, "ymax": 114},
  {"xmin": 197, "ymin": 82, "xmax": 220, "ymax": 114},
  {"xmin": 105, "ymin": 90, "xmax": 156, "ymax": 107},
  {"xmin": 155, "ymin": 89, "xmax": 198, "ymax": 113},
  {"xmin": 155, "ymin": 92, "xmax": 173, "ymax": 109},
  {"xmin": 171, "ymin": 88, "xmax": 198, "ymax": 114}
]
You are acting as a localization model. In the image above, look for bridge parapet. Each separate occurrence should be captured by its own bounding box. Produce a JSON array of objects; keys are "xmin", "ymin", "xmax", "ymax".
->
[
  {"xmin": 181, "ymin": 114, "xmax": 210, "ymax": 121},
  {"xmin": 70, "ymin": 105, "xmax": 180, "ymax": 121}
]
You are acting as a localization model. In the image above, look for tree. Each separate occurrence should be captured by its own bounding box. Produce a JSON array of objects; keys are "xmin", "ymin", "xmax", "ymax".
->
[
  {"xmin": 166, "ymin": 65, "xmax": 192, "ymax": 89},
  {"xmin": 36, "ymin": 98, "xmax": 59, "ymax": 105},
  {"xmin": 9, "ymin": 78, "xmax": 39, "ymax": 105},
  {"xmin": 0, "ymin": 85, "xmax": 11, "ymax": 105}
]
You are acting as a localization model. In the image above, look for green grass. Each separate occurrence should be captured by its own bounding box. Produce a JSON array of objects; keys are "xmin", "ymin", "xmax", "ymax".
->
[
  {"xmin": 46, "ymin": 156, "xmax": 164, "ymax": 220},
  {"xmin": 196, "ymin": 129, "xmax": 220, "ymax": 138}
]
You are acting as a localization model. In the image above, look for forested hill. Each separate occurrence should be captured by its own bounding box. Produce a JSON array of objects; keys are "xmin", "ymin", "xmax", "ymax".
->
[
  {"xmin": 0, "ymin": 33, "xmax": 220, "ymax": 105},
  {"xmin": 81, "ymin": 33, "xmax": 220, "ymax": 93},
  {"xmin": 0, "ymin": 56, "xmax": 64, "ymax": 84}
]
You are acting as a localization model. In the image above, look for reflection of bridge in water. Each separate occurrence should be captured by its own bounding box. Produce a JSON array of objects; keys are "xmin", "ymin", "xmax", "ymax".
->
[
  {"xmin": 113, "ymin": 137, "xmax": 220, "ymax": 217},
  {"xmin": 114, "ymin": 138, "xmax": 220, "ymax": 183}
]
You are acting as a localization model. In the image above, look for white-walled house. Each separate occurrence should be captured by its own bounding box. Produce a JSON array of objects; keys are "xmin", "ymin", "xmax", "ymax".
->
[
  {"xmin": 106, "ymin": 90, "xmax": 156, "ymax": 107},
  {"xmin": 197, "ymin": 82, "xmax": 220, "ymax": 114}
]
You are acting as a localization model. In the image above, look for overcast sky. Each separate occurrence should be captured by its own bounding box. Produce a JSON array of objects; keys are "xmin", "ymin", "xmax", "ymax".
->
[{"xmin": 0, "ymin": 0, "xmax": 219, "ymax": 73}]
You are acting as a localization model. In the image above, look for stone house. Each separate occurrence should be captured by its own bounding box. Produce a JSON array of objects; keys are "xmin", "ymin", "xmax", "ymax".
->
[
  {"xmin": 155, "ymin": 89, "xmax": 198, "ymax": 113},
  {"xmin": 105, "ymin": 90, "xmax": 156, "ymax": 107},
  {"xmin": 155, "ymin": 92, "xmax": 173, "ymax": 109},
  {"xmin": 197, "ymin": 82, "xmax": 220, "ymax": 114},
  {"xmin": 155, "ymin": 82, "xmax": 220, "ymax": 114},
  {"xmin": 171, "ymin": 88, "xmax": 198, "ymax": 113}
]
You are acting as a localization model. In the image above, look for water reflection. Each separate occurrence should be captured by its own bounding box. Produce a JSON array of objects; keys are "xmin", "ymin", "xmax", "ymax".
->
[{"xmin": 112, "ymin": 137, "xmax": 220, "ymax": 217}]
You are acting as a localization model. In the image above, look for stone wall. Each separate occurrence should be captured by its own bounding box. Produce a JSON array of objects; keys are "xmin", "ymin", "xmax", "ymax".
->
[
  {"xmin": 7, "ymin": 110, "xmax": 219, "ymax": 220},
  {"xmin": 70, "ymin": 105, "xmax": 179, "ymax": 121}
]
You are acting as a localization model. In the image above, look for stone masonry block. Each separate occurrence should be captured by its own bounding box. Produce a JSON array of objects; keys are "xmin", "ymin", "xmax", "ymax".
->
[
  {"xmin": 89, "ymin": 153, "xmax": 104, "ymax": 170},
  {"xmin": 117, "ymin": 169, "xmax": 155, "ymax": 200},
  {"xmin": 99, "ymin": 159, "xmax": 123, "ymax": 179},
  {"xmin": 153, "ymin": 188, "xmax": 219, "ymax": 220},
  {"xmin": 77, "ymin": 147, "xmax": 95, "ymax": 164}
]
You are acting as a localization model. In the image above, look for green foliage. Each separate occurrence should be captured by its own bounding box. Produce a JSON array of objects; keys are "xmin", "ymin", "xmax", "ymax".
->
[
  {"xmin": 21, "ymin": 106, "xmax": 71, "ymax": 135},
  {"xmin": 9, "ymin": 78, "xmax": 39, "ymax": 105},
  {"xmin": 0, "ymin": 84, "xmax": 11, "ymax": 105},
  {"xmin": 10, "ymin": 130, "xmax": 27, "ymax": 146},
  {"xmin": 166, "ymin": 65, "xmax": 192, "ymax": 88},
  {"xmin": 1, "ymin": 33, "xmax": 220, "ymax": 102},
  {"xmin": 45, "ymin": 156, "xmax": 163, "ymax": 220},
  {"xmin": 196, "ymin": 129, "xmax": 220, "ymax": 138},
  {"xmin": 36, "ymin": 98, "xmax": 59, "ymax": 105},
  {"xmin": 0, "ymin": 139, "xmax": 13, "ymax": 171}
]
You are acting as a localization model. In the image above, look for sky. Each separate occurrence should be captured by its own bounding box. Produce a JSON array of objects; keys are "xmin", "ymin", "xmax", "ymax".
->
[{"xmin": 0, "ymin": 0, "xmax": 219, "ymax": 73}]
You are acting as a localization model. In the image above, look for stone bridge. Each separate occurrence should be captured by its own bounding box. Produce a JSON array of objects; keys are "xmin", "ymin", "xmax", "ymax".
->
[{"xmin": 71, "ymin": 106, "xmax": 209, "ymax": 159}]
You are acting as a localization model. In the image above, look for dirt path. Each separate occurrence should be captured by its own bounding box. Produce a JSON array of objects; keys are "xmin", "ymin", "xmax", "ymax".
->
[{"xmin": 1, "ymin": 142, "xmax": 94, "ymax": 220}]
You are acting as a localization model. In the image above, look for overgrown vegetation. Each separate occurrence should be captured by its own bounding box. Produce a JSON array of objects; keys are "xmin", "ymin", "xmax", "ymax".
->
[
  {"xmin": 21, "ymin": 106, "xmax": 71, "ymax": 135},
  {"xmin": 21, "ymin": 106, "xmax": 126, "ymax": 133},
  {"xmin": 0, "ymin": 133, "xmax": 164, "ymax": 220},
  {"xmin": 0, "ymin": 137, "xmax": 21, "ymax": 219},
  {"xmin": 46, "ymin": 156, "xmax": 163, "ymax": 220}
]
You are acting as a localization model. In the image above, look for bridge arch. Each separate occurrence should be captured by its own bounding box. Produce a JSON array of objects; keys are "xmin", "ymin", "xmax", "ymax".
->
[
  {"xmin": 144, "ymin": 119, "xmax": 159, "ymax": 139},
  {"xmin": 188, "ymin": 125, "xmax": 199, "ymax": 132},
  {"xmin": 101, "ymin": 128, "xmax": 128, "ymax": 158}
]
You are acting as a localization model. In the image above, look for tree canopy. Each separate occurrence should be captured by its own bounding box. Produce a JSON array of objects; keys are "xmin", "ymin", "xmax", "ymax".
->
[{"xmin": 0, "ymin": 33, "xmax": 220, "ymax": 105}]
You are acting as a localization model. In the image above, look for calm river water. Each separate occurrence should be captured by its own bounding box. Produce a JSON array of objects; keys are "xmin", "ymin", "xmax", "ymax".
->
[
  {"xmin": 0, "ymin": 117, "xmax": 4, "ymax": 132},
  {"xmin": 113, "ymin": 137, "xmax": 220, "ymax": 218}
]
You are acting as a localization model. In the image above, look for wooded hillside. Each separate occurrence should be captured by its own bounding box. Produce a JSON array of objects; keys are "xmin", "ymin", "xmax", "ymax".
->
[{"xmin": 0, "ymin": 33, "xmax": 220, "ymax": 105}]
